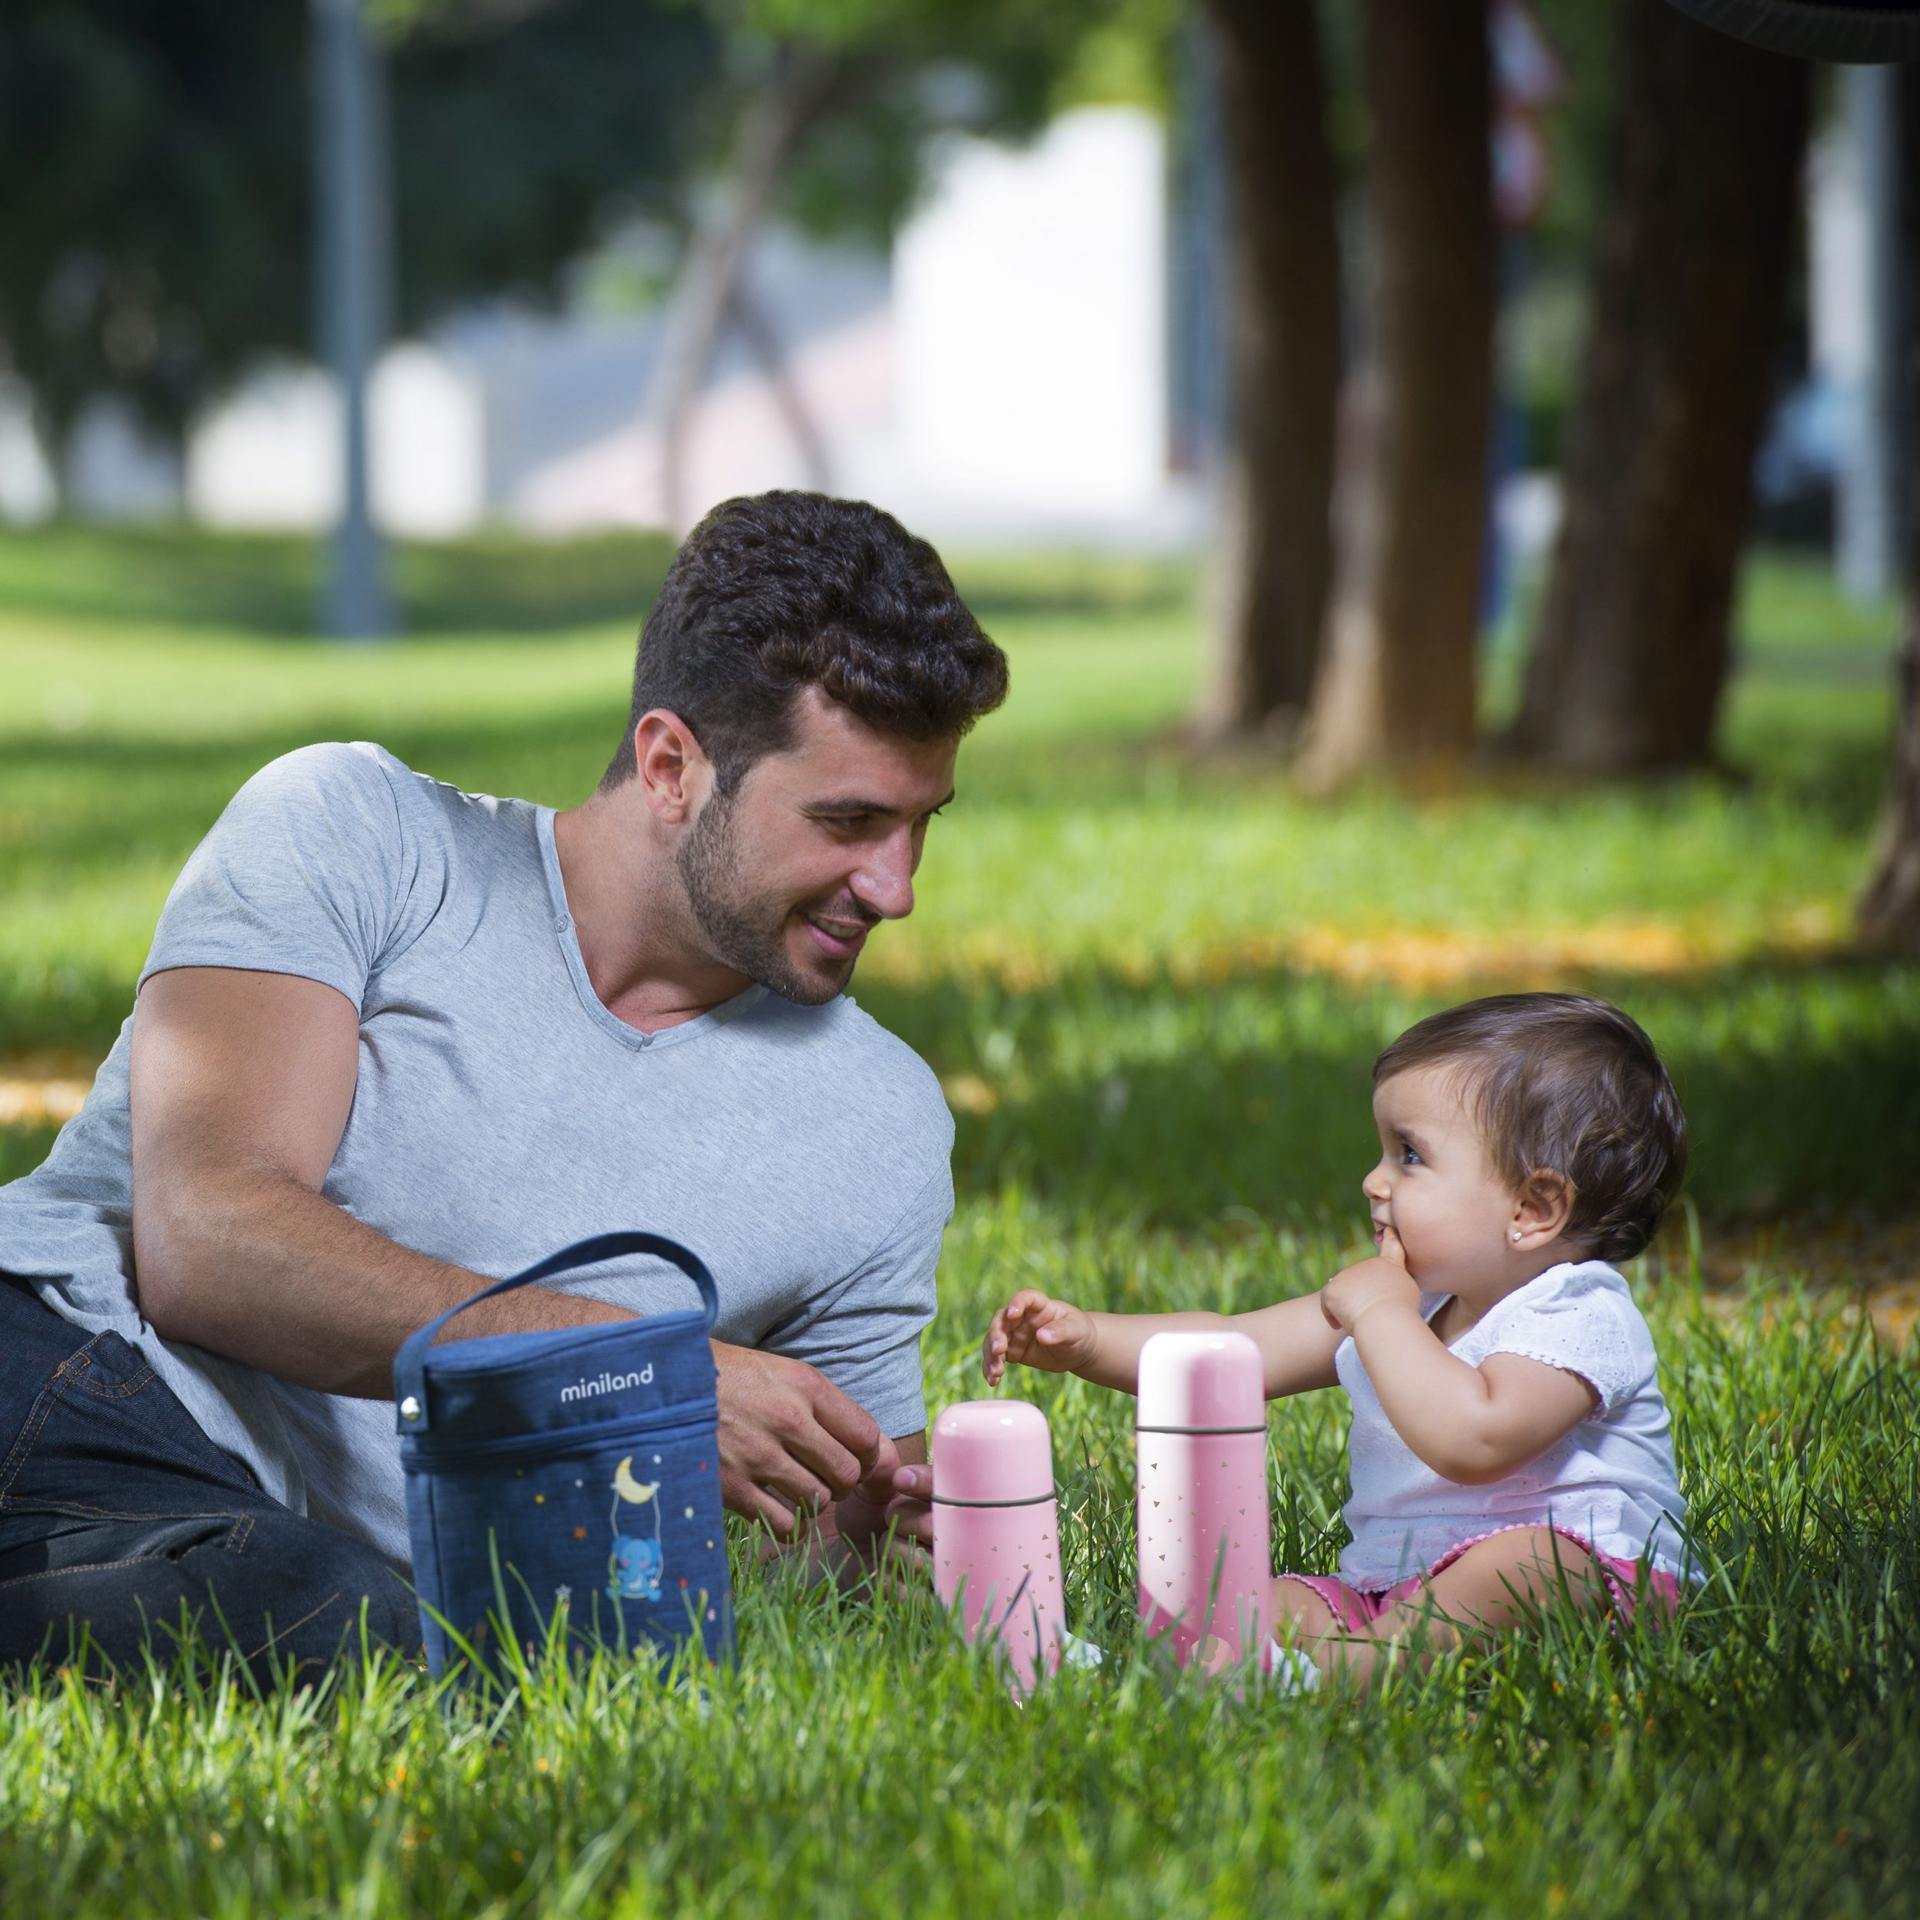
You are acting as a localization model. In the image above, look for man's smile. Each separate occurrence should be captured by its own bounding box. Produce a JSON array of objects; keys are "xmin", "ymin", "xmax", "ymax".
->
[{"xmin": 802, "ymin": 912, "xmax": 873, "ymax": 960}]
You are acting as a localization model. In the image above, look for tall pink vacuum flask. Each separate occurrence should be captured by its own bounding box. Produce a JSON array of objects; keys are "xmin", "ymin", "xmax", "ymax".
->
[
  {"xmin": 1136, "ymin": 1331, "xmax": 1271, "ymax": 1668},
  {"xmin": 931, "ymin": 1400, "xmax": 1066, "ymax": 1695}
]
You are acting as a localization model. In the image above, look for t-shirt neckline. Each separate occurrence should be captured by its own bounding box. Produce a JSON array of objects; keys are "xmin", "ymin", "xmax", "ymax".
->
[
  {"xmin": 534, "ymin": 806, "xmax": 767, "ymax": 1053},
  {"xmin": 1424, "ymin": 1259, "xmax": 1587, "ymax": 1352}
]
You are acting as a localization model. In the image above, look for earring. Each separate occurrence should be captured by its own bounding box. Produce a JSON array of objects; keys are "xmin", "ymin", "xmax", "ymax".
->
[{"xmin": 1510, "ymin": 1230, "xmax": 1522, "ymax": 1242}]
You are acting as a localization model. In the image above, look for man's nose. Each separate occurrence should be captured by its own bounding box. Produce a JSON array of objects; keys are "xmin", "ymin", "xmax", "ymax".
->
[{"xmin": 850, "ymin": 831, "xmax": 916, "ymax": 921}]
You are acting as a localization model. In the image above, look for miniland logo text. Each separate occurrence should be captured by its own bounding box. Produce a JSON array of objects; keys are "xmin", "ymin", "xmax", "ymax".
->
[{"xmin": 560, "ymin": 1365, "xmax": 654, "ymax": 1403}]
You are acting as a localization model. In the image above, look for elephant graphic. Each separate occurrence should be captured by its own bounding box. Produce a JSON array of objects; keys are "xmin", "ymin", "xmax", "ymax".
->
[{"xmin": 607, "ymin": 1455, "xmax": 665, "ymax": 1603}]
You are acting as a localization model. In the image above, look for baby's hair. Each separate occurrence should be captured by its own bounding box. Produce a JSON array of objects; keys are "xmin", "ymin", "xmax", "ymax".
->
[{"xmin": 1372, "ymin": 993, "xmax": 1688, "ymax": 1264}]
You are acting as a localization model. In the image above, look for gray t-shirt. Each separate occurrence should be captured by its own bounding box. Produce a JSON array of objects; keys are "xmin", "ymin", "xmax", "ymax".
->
[{"xmin": 0, "ymin": 742, "xmax": 954, "ymax": 1565}]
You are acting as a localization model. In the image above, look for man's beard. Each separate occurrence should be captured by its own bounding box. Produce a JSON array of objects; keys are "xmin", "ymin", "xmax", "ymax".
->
[{"xmin": 675, "ymin": 789, "xmax": 850, "ymax": 1007}]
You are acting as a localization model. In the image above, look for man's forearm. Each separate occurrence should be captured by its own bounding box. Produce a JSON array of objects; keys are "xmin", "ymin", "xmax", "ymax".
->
[{"xmin": 134, "ymin": 1165, "xmax": 629, "ymax": 1395}]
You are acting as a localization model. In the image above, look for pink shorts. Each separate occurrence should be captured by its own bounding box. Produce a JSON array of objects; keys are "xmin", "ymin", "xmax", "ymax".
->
[{"xmin": 1276, "ymin": 1524, "xmax": 1683, "ymax": 1631}]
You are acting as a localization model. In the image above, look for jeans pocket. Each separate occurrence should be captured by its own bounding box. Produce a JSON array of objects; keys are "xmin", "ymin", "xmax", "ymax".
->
[{"xmin": 0, "ymin": 1331, "xmax": 258, "ymax": 1510}]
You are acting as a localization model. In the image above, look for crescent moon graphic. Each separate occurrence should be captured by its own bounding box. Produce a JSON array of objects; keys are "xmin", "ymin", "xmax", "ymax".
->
[{"xmin": 613, "ymin": 1456, "xmax": 659, "ymax": 1505}]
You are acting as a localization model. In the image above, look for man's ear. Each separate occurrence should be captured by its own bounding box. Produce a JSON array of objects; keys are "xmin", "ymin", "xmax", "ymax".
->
[
  {"xmin": 1512, "ymin": 1169, "xmax": 1575, "ymax": 1248},
  {"xmin": 633, "ymin": 710, "xmax": 710, "ymax": 824}
]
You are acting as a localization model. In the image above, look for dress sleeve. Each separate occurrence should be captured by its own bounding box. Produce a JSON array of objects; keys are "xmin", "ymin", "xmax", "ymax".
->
[
  {"xmin": 1476, "ymin": 1265, "xmax": 1656, "ymax": 1412},
  {"xmin": 138, "ymin": 743, "xmax": 413, "ymax": 1013}
]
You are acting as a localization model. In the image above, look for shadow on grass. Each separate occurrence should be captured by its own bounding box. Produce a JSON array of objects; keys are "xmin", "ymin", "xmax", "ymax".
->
[
  {"xmin": 5, "ymin": 948, "xmax": 1916, "ymax": 1238},
  {"xmin": 856, "ymin": 950, "xmax": 1920, "ymax": 1232}
]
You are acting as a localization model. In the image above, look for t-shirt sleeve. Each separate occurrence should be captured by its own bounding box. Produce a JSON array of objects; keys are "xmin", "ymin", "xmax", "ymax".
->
[
  {"xmin": 138, "ymin": 743, "xmax": 413, "ymax": 1012},
  {"xmin": 764, "ymin": 1155, "xmax": 953, "ymax": 1440},
  {"xmin": 1477, "ymin": 1267, "xmax": 1655, "ymax": 1412}
]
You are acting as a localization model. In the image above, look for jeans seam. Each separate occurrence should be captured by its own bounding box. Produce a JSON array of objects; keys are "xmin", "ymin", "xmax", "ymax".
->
[
  {"xmin": 0, "ymin": 1344, "xmax": 92, "ymax": 1500},
  {"xmin": 0, "ymin": 1553, "xmax": 170, "ymax": 1591},
  {"xmin": 68, "ymin": 1356, "xmax": 157, "ymax": 1402},
  {"xmin": 0, "ymin": 1509, "xmax": 256, "ymax": 1584},
  {"xmin": 5, "ymin": 1496, "xmax": 252, "ymax": 1528},
  {"xmin": 240, "ymin": 1590, "xmax": 351, "ymax": 1661}
]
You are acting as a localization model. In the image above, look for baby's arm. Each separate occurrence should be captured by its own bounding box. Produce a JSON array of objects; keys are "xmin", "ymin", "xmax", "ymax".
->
[
  {"xmin": 983, "ymin": 1288, "xmax": 1340, "ymax": 1398},
  {"xmin": 1326, "ymin": 1247, "xmax": 1595, "ymax": 1483}
]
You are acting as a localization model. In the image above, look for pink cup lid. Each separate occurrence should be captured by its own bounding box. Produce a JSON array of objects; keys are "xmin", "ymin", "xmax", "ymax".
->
[
  {"xmin": 1136, "ymin": 1330, "xmax": 1265, "ymax": 1431},
  {"xmin": 932, "ymin": 1399, "xmax": 1056, "ymax": 1505}
]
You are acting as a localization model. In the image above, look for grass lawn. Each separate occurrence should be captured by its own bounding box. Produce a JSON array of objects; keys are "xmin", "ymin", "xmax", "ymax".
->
[{"xmin": 1, "ymin": 524, "xmax": 1916, "ymax": 1916}]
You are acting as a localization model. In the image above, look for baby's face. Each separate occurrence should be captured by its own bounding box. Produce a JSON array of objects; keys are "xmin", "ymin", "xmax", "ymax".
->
[{"xmin": 1362, "ymin": 1065, "xmax": 1519, "ymax": 1295}]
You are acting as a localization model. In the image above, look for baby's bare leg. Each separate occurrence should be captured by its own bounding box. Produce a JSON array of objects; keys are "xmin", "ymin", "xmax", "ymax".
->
[
  {"xmin": 1319, "ymin": 1529, "xmax": 1612, "ymax": 1691},
  {"xmin": 1193, "ymin": 1578, "xmax": 1344, "ymax": 1675},
  {"xmin": 1264, "ymin": 1573, "xmax": 1383, "ymax": 1682},
  {"xmin": 1269, "ymin": 1575, "xmax": 1342, "ymax": 1641}
]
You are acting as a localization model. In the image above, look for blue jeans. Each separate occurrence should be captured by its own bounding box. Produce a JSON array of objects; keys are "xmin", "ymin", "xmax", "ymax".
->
[{"xmin": 0, "ymin": 1275, "xmax": 421, "ymax": 1680}]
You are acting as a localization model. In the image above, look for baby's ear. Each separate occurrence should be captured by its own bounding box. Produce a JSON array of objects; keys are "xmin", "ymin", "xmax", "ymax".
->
[{"xmin": 1515, "ymin": 1168, "xmax": 1575, "ymax": 1244}]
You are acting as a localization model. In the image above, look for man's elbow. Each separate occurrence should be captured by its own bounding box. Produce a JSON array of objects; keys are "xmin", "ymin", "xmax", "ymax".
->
[
  {"xmin": 130, "ymin": 1169, "xmax": 249, "ymax": 1344},
  {"xmin": 132, "ymin": 1208, "xmax": 204, "ymax": 1343}
]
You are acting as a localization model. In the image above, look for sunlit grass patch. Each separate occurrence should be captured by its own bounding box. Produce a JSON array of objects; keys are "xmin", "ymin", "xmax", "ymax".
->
[{"xmin": 0, "ymin": 1268, "xmax": 1912, "ymax": 1919}]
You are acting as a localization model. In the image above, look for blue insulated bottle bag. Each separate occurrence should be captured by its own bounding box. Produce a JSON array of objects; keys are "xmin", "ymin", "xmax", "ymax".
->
[{"xmin": 394, "ymin": 1232, "xmax": 732, "ymax": 1675}]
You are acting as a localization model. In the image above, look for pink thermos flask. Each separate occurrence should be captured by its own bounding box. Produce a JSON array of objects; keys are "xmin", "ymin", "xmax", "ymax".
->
[
  {"xmin": 1136, "ymin": 1330, "xmax": 1271, "ymax": 1668},
  {"xmin": 931, "ymin": 1400, "xmax": 1066, "ymax": 1695}
]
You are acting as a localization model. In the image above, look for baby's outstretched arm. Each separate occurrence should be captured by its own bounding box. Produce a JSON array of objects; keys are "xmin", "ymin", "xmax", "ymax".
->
[{"xmin": 983, "ymin": 1287, "xmax": 1341, "ymax": 1398}]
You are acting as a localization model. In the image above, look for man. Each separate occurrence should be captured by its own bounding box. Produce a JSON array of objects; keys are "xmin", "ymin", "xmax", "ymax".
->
[{"xmin": 0, "ymin": 491, "xmax": 1008, "ymax": 1675}]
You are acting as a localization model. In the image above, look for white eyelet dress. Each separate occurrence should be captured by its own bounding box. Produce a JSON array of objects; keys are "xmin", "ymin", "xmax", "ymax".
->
[{"xmin": 1334, "ymin": 1259, "xmax": 1697, "ymax": 1591}]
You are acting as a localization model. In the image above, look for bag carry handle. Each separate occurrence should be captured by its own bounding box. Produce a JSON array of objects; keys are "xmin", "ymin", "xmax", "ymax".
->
[{"xmin": 393, "ymin": 1231, "xmax": 718, "ymax": 1434}]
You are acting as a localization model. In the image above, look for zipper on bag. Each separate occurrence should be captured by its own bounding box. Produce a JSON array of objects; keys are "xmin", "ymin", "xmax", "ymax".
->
[{"xmin": 403, "ymin": 1402, "xmax": 717, "ymax": 1468}]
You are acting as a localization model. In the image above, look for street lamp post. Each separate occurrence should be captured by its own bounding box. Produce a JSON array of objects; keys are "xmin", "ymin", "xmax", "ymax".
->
[
  {"xmin": 312, "ymin": 0, "xmax": 394, "ymax": 640},
  {"xmin": 1838, "ymin": 64, "xmax": 1904, "ymax": 606}
]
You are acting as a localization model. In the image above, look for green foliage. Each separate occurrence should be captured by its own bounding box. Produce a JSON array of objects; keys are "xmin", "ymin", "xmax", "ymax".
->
[
  {"xmin": 0, "ymin": 0, "xmax": 718, "ymax": 450},
  {"xmin": 704, "ymin": 0, "xmax": 1172, "ymax": 248},
  {"xmin": 0, "ymin": 1, "xmax": 309, "ymax": 447},
  {"xmin": 0, "ymin": 530, "xmax": 1914, "ymax": 1912},
  {"xmin": 387, "ymin": 0, "xmax": 718, "ymax": 322}
]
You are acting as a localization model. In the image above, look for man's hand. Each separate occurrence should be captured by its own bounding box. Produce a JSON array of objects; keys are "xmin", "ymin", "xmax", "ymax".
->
[
  {"xmin": 750, "ymin": 1437, "xmax": 933, "ymax": 1598},
  {"xmin": 711, "ymin": 1340, "xmax": 886, "ymax": 1538},
  {"xmin": 829, "ymin": 1438, "xmax": 933, "ymax": 1573},
  {"xmin": 983, "ymin": 1288, "xmax": 1098, "ymax": 1385},
  {"xmin": 1320, "ymin": 1226, "xmax": 1421, "ymax": 1337}
]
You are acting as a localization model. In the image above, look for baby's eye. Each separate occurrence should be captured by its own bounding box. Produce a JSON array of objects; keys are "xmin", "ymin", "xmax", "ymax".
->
[{"xmin": 1399, "ymin": 1143, "xmax": 1422, "ymax": 1168}]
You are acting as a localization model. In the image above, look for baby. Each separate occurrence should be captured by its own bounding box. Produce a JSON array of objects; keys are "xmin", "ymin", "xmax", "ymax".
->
[{"xmin": 982, "ymin": 992, "xmax": 1695, "ymax": 1688}]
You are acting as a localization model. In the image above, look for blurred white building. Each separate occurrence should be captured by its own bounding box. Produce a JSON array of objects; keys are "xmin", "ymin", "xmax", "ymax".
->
[{"xmin": 3, "ymin": 106, "xmax": 1203, "ymax": 550}]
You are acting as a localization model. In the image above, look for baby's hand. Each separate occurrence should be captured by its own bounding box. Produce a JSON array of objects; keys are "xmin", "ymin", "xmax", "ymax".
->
[
  {"xmin": 983, "ymin": 1289, "xmax": 1098, "ymax": 1385},
  {"xmin": 1320, "ymin": 1228, "xmax": 1420, "ymax": 1336}
]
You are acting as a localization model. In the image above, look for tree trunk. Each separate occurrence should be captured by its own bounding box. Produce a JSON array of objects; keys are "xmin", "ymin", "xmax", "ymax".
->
[
  {"xmin": 727, "ymin": 277, "xmax": 832, "ymax": 494},
  {"xmin": 1857, "ymin": 69, "xmax": 1920, "ymax": 949},
  {"xmin": 649, "ymin": 41, "xmax": 847, "ymax": 530},
  {"xmin": 1503, "ymin": 1, "xmax": 1810, "ymax": 773},
  {"xmin": 1296, "ymin": 0, "xmax": 1495, "ymax": 790},
  {"xmin": 1194, "ymin": 0, "xmax": 1341, "ymax": 742}
]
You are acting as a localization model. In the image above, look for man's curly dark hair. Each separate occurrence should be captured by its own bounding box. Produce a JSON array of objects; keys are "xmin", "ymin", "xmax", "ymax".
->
[{"xmin": 602, "ymin": 491, "xmax": 1009, "ymax": 794}]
